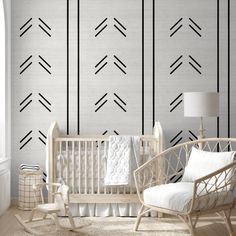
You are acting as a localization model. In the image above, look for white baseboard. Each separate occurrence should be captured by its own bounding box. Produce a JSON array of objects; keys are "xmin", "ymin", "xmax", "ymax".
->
[{"xmin": 0, "ymin": 170, "xmax": 10, "ymax": 215}]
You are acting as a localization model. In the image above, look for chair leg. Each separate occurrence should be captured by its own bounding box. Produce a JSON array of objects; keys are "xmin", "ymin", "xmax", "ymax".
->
[
  {"xmin": 28, "ymin": 208, "xmax": 36, "ymax": 222},
  {"xmin": 50, "ymin": 213, "xmax": 61, "ymax": 231},
  {"xmin": 134, "ymin": 205, "xmax": 145, "ymax": 231},
  {"xmin": 187, "ymin": 215, "xmax": 196, "ymax": 236},
  {"xmin": 179, "ymin": 215, "xmax": 197, "ymax": 236},
  {"xmin": 67, "ymin": 209, "xmax": 76, "ymax": 229},
  {"xmin": 222, "ymin": 210, "xmax": 234, "ymax": 236}
]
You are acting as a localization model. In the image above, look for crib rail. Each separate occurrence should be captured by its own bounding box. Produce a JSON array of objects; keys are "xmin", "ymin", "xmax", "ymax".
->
[{"xmin": 47, "ymin": 122, "xmax": 163, "ymax": 204}]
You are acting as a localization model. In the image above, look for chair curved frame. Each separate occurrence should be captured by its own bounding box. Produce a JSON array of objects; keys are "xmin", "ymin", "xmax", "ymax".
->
[{"xmin": 134, "ymin": 138, "xmax": 236, "ymax": 236}]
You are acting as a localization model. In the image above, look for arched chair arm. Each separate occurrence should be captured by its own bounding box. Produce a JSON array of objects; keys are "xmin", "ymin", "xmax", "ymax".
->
[
  {"xmin": 134, "ymin": 155, "xmax": 160, "ymax": 202},
  {"xmin": 188, "ymin": 161, "xmax": 236, "ymax": 214},
  {"xmin": 134, "ymin": 141, "xmax": 192, "ymax": 202}
]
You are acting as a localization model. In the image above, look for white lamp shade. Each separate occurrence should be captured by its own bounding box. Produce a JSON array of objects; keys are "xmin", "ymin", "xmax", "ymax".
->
[{"xmin": 184, "ymin": 92, "xmax": 219, "ymax": 117}]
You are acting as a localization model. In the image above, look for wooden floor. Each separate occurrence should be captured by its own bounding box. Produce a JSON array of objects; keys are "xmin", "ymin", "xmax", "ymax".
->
[{"xmin": 1, "ymin": 206, "xmax": 236, "ymax": 235}]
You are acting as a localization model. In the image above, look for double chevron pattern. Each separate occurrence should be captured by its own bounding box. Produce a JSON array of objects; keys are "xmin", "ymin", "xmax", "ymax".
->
[
  {"xmin": 19, "ymin": 93, "xmax": 52, "ymax": 112},
  {"xmin": 170, "ymin": 130, "xmax": 183, "ymax": 147},
  {"xmin": 113, "ymin": 18, "xmax": 126, "ymax": 37},
  {"xmin": 18, "ymin": 15, "xmax": 52, "ymax": 155},
  {"xmin": 94, "ymin": 55, "xmax": 126, "ymax": 75},
  {"xmin": 188, "ymin": 130, "xmax": 198, "ymax": 141},
  {"xmin": 102, "ymin": 130, "xmax": 119, "ymax": 135},
  {"xmin": 38, "ymin": 93, "xmax": 51, "ymax": 112},
  {"xmin": 94, "ymin": 18, "xmax": 127, "ymax": 37},
  {"xmin": 20, "ymin": 55, "xmax": 52, "ymax": 75},
  {"xmin": 20, "ymin": 130, "xmax": 33, "ymax": 150},
  {"xmin": 95, "ymin": 93, "xmax": 127, "ymax": 112},
  {"xmin": 38, "ymin": 55, "xmax": 51, "ymax": 74},
  {"xmin": 38, "ymin": 130, "xmax": 47, "ymax": 145},
  {"xmin": 189, "ymin": 18, "xmax": 201, "ymax": 37},
  {"xmin": 95, "ymin": 18, "xmax": 108, "ymax": 37},
  {"xmin": 93, "ymin": 16, "xmax": 127, "ymax": 133},
  {"xmin": 170, "ymin": 93, "xmax": 183, "ymax": 112},
  {"xmin": 188, "ymin": 55, "xmax": 201, "ymax": 74},
  {"xmin": 95, "ymin": 55, "xmax": 108, "ymax": 74},
  {"xmin": 95, "ymin": 93, "xmax": 108, "ymax": 112},
  {"xmin": 38, "ymin": 18, "xmax": 51, "ymax": 37},
  {"xmin": 170, "ymin": 18, "xmax": 183, "ymax": 37},
  {"xmin": 19, "ymin": 93, "xmax": 33, "ymax": 112},
  {"xmin": 19, "ymin": 130, "xmax": 47, "ymax": 150},
  {"xmin": 170, "ymin": 55, "xmax": 202, "ymax": 75},
  {"xmin": 20, "ymin": 55, "xmax": 33, "ymax": 75},
  {"xmin": 19, "ymin": 17, "xmax": 52, "ymax": 37},
  {"xmin": 169, "ymin": 130, "xmax": 198, "ymax": 147},
  {"xmin": 170, "ymin": 17, "xmax": 202, "ymax": 37},
  {"xmin": 113, "ymin": 55, "xmax": 126, "ymax": 74},
  {"xmin": 170, "ymin": 55, "xmax": 183, "ymax": 74},
  {"xmin": 114, "ymin": 93, "xmax": 126, "ymax": 112},
  {"xmin": 20, "ymin": 18, "xmax": 33, "ymax": 37}
]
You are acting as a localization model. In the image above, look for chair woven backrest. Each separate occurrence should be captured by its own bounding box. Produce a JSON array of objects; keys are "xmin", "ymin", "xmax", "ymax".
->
[
  {"xmin": 158, "ymin": 139, "xmax": 236, "ymax": 185},
  {"xmin": 135, "ymin": 138, "xmax": 236, "ymax": 192}
]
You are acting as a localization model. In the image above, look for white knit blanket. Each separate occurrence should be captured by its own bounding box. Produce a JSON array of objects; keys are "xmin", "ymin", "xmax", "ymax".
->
[{"xmin": 104, "ymin": 136, "xmax": 140, "ymax": 186}]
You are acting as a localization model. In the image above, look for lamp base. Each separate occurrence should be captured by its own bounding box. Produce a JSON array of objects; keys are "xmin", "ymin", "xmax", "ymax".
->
[
  {"xmin": 198, "ymin": 117, "xmax": 205, "ymax": 150},
  {"xmin": 198, "ymin": 117, "xmax": 206, "ymax": 139}
]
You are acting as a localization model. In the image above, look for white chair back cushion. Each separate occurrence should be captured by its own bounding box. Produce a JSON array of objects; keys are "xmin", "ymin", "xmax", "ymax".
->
[{"xmin": 182, "ymin": 147, "xmax": 235, "ymax": 184}]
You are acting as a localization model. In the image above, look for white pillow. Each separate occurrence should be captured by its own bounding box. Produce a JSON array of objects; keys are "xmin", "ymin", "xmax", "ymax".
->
[{"xmin": 182, "ymin": 147, "xmax": 235, "ymax": 184}]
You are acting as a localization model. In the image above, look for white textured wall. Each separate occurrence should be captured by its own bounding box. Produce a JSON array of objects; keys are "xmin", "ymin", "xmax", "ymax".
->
[
  {"xmin": 9, "ymin": 0, "xmax": 236, "ymax": 198},
  {"xmin": 0, "ymin": 0, "xmax": 5, "ymax": 157}
]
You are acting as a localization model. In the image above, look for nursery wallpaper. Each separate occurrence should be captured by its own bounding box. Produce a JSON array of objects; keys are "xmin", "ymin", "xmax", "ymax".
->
[{"xmin": 11, "ymin": 0, "xmax": 235, "ymax": 197}]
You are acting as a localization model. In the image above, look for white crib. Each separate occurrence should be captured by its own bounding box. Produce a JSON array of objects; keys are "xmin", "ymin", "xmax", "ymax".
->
[{"xmin": 46, "ymin": 122, "xmax": 164, "ymax": 216}]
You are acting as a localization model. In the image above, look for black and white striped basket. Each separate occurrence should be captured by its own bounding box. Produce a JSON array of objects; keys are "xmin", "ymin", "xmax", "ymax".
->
[{"xmin": 18, "ymin": 169, "xmax": 43, "ymax": 210}]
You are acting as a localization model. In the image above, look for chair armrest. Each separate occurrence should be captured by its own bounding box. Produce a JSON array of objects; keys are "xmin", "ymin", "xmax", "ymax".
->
[
  {"xmin": 134, "ymin": 153, "xmax": 167, "ymax": 203},
  {"xmin": 33, "ymin": 182, "xmax": 62, "ymax": 189},
  {"xmin": 188, "ymin": 161, "xmax": 236, "ymax": 213}
]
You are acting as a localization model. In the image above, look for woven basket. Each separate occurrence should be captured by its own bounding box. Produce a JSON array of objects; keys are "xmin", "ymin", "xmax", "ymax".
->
[{"xmin": 18, "ymin": 169, "xmax": 43, "ymax": 210}]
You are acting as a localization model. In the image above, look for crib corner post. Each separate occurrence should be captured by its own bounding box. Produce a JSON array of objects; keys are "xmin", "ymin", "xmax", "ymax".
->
[{"xmin": 47, "ymin": 122, "xmax": 60, "ymax": 203}]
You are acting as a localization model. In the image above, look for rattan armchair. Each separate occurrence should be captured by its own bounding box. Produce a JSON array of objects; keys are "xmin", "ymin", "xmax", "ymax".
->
[{"xmin": 134, "ymin": 138, "xmax": 236, "ymax": 236}]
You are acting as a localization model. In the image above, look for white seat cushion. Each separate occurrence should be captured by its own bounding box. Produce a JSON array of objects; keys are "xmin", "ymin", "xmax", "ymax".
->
[
  {"xmin": 36, "ymin": 203, "xmax": 61, "ymax": 213},
  {"xmin": 143, "ymin": 182, "xmax": 194, "ymax": 212},
  {"xmin": 143, "ymin": 182, "xmax": 234, "ymax": 213},
  {"xmin": 182, "ymin": 147, "xmax": 235, "ymax": 184}
]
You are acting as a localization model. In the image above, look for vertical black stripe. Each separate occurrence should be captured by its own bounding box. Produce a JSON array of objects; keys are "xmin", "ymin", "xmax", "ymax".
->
[
  {"xmin": 78, "ymin": 0, "xmax": 80, "ymax": 135},
  {"xmin": 228, "ymin": 0, "xmax": 230, "ymax": 138},
  {"xmin": 142, "ymin": 0, "xmax": 144, "ymax": 135},
  {"xmin": 152, "ymin": 0, "xmax": 155, "ymax": 127},
  {"xmin": 67, "ymin": 0, "xmax": 69, "ymax": 135},
  {"xmin": 217, "ymin": 0, "xmax": 219, "ymax": 138}
]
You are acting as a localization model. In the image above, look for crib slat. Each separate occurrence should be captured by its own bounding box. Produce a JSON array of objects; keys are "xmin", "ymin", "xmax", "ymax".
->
[
  {"xmin": 59, "ymin": 141, "xmax": 62, "ymax": 182},
  {"xmin": 91, "ymin": 141, "xmax": 94, "ymax": 194},
  {"xmin": 72, "ymin": 141, "xmax": 75, "ymax": 194},
  {"xmin": 78, "ymin": 141, "xmax": 81, "ymax": 194},
  {"xmin": 97, "ymin": 141, "xmax": 100, "ymax": 194},
  {"xmin": 104, "ymin": 141, "xmax": 107, "ymax": 194},
  {"xmin": 85, "ymin": 141, "xmax": 88, "ymax": 194},
  {"xmin": 66, "ymin": 141, "xmax": 69, "ymax": 186}
]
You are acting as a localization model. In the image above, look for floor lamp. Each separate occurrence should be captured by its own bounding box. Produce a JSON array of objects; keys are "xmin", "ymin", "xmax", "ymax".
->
[{"xmin": 184, "ymin": 92, "xmax": 219, "ymax": 139}]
